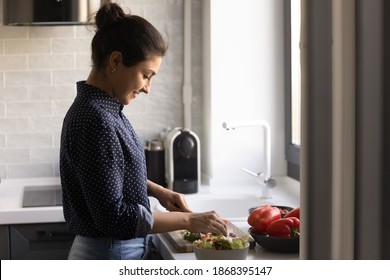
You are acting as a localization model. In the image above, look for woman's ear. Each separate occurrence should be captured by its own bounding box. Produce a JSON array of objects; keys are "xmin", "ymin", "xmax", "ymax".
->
[{"xmin": 109, "ymin": 51, "xmax": 122, "ymax": 72}]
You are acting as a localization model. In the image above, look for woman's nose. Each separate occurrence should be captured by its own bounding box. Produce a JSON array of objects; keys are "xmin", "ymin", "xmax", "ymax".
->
[{"xmin": 142, "ymin": 81, "xmax": 151, "ymax": 94}]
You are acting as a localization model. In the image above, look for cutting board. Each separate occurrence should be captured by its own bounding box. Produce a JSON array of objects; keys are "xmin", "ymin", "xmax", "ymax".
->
[{"xmin": 162, "ymin": 221, "xmax": 256, "ymax": 253}]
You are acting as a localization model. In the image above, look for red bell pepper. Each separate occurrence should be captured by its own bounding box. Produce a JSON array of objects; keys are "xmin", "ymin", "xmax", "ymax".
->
[
  {"xmin": 284, "ymin": 207, "xmax": 300, "ymax": 219},
  {"xmin": 266, "ymin": 217, "xmax": 300, "ymax": 238},
  {"xmin": 247, "ymin": 205, "xmax": 281, "ymax": 233}
]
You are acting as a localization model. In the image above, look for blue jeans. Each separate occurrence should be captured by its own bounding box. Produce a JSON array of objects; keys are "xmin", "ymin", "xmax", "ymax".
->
[{"xmin": 68, "ymin": 235, "xmax": 154, "ymax": 260}]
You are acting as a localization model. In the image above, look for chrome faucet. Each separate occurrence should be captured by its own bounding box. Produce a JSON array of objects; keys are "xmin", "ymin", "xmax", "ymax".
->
[{"xmin": 222, "ymin": 120, "xmax": 276, "ymax": 198}]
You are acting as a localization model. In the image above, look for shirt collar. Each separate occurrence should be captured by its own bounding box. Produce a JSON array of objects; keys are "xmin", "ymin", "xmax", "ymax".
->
[{"xmin": 77, "ymin": 81, "xmax": 124, "ymax": 114}]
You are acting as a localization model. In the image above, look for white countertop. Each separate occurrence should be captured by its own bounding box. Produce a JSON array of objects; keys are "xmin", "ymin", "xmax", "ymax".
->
[
  {"xmin": 153, "ymin": 221, "xmax": 299, "ymax": 260},
  {"xmin": 0, "ymin": 177, "xmax": 64, "ymax": 224},
  {"xmin": 0, "ymin": 176, "xmax": 300, "ymax": 260}
]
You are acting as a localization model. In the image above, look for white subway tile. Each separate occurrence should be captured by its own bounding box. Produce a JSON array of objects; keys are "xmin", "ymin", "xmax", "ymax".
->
[
  {"xmin": 28, "ymin": 54, "xmax": 75, "ymax": 70},
  {"xmin": 29, "ymin": 85, "xmax": 76, "ymax": 101},
  {"xmin": 29, "ymin": 26, "xmax": 75, "ymax": 38},
  {"xmin": 53, "ymin": 131, "xmax": 61, "ymax": 148},
  {"xmin": 143, "ymin": 0, "xmax": 182, "ymax": 8},
  {"xmin": 0, "ymin": 26, "xmax": 28, "ymax": 39},
  {"xmin": 52, "ymin": 38, "xmax": 91, "ymax": 54},
  {"xmin": 0, "ymin": 134, "xmax": 5, "ymax": 148},
  {"xmin": 145, "ymin": 4, "xmax": 183, "ymax": 22},
  {"xmin": 0, "ymin": 118, "xmax": 30, "ymax": 133},
  {"xmin": 54, "ymin": 162, "xmax": 60, "ymax": 177},
  {"xmin": 7, "ymin": 101, "xmax": 52, "ymax": 117},
  {"xmin": 0, "ymin": 55, "xmax": 27, "ymax": 70},
  {"xmin": 6, "ymin": 133, "xmax": 53, "ymax": 148},
  {"xmin": 4, "ymin": 39, "xmax": 51, "ymax": 54},
  {"xmin": 116, "ymin": 1, "xmax": 145, "ymax": 16},
  {"xmin": 0, "ymin": 102, "xmax": 4, "ymax": 117},
  {"xmin": 52, "ymin": 100, "xmax": 73, "ymax": 116},
  {"xmin": 76, "ymin": 53, "xmax": 92, "ymax": 69},
  {"xmin": 5, "ymin": 71, "xmax": 51, "ymax": 86},
  {"xmin": 145, "ymin": 82, "xmax": 182, "ymax": 113},
  {"xmin": 192, "ymin": 65, "xmax": 203, "ymax": 84},
  {"xmin": 0, "ymin": 0, "xmax": 202, "ymax": 179},
  {"xmin": 0, "ymin": 87, "xmax": 29, "ymax": 101},
  {"xmin": 7, "ymin": 163, "xmax": 55, "ymax": 178},
  {"xmin": 75, "ymin": 26, "xmax": 95, "ymax": 38},
  {"xmin": 155, "ymin": 62, "xmax": 183, "ymax": 83},
  {"xmin": 0, "ymin": 149, "xmax": 29, "ymax": 164},
  {"xmin": 122, "ymin": 95, "xmax": 146, "ymax": 114},
  {"xmin": 0, "ymin": 164, "xmax": 6, "ymax": 179},
  {"xmin": 30, "ymin": 116, "xmax": 64, "ymax": 132},
  {"xmin": 52, "ymin": 69, "xmax": 89, "ymax": 85},
  {"xmin": 30, "ymin": 147, "xmax": 60, "ymax": 163}
]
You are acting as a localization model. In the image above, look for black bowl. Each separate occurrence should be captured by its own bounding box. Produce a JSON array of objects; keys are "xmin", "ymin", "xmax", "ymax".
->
[{"xmin": 250, "ymin": 229, "xmax": 299, "ymax": 253}]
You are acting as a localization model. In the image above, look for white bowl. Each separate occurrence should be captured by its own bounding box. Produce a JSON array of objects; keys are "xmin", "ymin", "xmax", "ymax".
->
[{"xmin": 193, "ymin": 244, "xmax": 250, "ymax": 260}]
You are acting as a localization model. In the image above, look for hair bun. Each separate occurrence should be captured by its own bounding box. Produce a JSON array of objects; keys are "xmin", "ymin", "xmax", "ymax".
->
[{"xmin": 95, "ymin": 2, "xmax": 128, "ymax": 32}]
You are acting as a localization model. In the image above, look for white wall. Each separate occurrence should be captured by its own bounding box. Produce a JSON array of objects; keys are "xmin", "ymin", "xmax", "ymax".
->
[
  {"xmin": 203, "ymin": 0, "xmax": 286, "ymax": 185},
  {"xmin": 0, "ymin": 0, "xmax": 204, "ymax": 179},
  {"xmin": 0, "ymin": 0, "xmax": 286, "ymax": 183}
]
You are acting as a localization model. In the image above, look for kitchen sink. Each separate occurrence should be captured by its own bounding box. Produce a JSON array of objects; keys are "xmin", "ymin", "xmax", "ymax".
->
[
  {"xmin": 155, "ymin": 193, "xmax": 279, "ymax": 221},
  {"xmin": 22, "ymin": 185, "xmax": 62, "ymax": 207}
]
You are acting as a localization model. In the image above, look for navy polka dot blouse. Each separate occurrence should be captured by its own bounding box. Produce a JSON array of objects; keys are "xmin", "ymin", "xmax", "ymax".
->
[{"xmin": 60, "ymin": 81, "xmax": 153, "ymax": 240}]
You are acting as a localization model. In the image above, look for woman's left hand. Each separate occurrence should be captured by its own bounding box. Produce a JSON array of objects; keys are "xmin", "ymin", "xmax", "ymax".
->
[
  {"xmin": 147, "ymin": 180, "xmax": 192, "ymax": 212},
  {"xmin": 159, "ymin": 188, "xmax": 192, "ymax": 212}
]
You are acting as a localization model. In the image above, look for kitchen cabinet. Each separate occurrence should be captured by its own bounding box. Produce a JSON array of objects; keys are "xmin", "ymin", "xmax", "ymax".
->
[
  {"xmin": 0, "ymin": 223, "xmax": 75, "ymax": 260},
  {"xmin": 0, "ymin": 225, "xmax": 10, "ymax": 259}
]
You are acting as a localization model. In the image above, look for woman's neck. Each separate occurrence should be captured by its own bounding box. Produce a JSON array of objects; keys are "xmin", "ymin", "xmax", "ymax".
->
[{"xmin": 86, "ymin": 67, "xmax": 113, "ymax": 97}]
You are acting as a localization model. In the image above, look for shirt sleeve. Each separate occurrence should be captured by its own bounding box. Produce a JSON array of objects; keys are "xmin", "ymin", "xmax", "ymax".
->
[
  {"xmin": 135, "ymin": 204, "xmax": 154, "ymax": 238},
  {"xmin": 68, "ymin": 114, "xmax": 152, "ymax": 239}
]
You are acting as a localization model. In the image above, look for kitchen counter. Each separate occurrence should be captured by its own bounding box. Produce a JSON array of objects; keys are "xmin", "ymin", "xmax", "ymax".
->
[
  {"xmin": 0, "ymin": 176, "xmax": 300, "ymax": 260},
  {"xmin": 0, "ymin": 177, "xmax": 64, "ymax": 225},
  {"xmin": 153, "ymin": 221, "xmax": 299, "ymax": 260},
  {"xmin": 152, "ymin": 177, "xmax": 300, "ymax": 260}
]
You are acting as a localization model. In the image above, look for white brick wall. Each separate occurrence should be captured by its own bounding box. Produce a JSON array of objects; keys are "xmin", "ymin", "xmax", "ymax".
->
[{"xmin": 0, "ymin": 0, "xmax": 203, "ymax": 179}]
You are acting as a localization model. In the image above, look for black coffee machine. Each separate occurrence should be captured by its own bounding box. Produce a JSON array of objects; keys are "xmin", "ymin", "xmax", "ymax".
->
[{"xmin": 165, "ymin": 128, "xmax": 200, "ymax": 194}]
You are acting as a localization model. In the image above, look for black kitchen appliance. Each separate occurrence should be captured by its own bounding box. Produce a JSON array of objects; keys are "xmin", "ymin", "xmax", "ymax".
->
[
  {"xmin": 145, "ymin": 139, "xmax": 166, "ymax": 187},
  {"xmin": 165, "ymin": 128, "xmax": 200, "ymax": 194}
]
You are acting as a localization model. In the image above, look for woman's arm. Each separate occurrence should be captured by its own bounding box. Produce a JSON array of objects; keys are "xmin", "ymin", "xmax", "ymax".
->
[
  {"xmin": 147, "ymin": 180, "xmax": 192, "ymax": 212},
  {"xmin": 147, "ymin": 180, "xmax": 227, "ymax": 235},
  {"xmin": 150, "ymin": 211, "xmax": 227, "ymax": 235}
]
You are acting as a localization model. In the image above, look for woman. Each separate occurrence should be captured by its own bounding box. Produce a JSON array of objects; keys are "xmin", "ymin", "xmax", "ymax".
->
[{"xmin": 60, "ymin": 2, "xmax": 227, "ymax": 260}]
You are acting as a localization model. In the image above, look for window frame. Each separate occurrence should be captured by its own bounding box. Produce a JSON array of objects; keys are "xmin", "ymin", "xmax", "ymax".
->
[{"xmin": 285, "ymin": 0, "xmax": 300, "ymax": 181}]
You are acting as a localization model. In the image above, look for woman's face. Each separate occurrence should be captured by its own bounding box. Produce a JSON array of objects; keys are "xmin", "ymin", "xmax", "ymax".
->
[{"xmin": 109, "ymin": 53, "xmax": 162, "ymax": 105}]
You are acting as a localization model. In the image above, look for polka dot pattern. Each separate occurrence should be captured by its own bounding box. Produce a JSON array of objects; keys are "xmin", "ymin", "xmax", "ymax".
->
[{"xmin": 60, "ymin": 81, "xmax": 152, "ymax": 240}]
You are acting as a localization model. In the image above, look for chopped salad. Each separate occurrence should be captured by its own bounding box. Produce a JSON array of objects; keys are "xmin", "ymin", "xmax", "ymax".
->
[{"xmin": 184, "ymin": 231, "xmax": 249, "ymax": 250}]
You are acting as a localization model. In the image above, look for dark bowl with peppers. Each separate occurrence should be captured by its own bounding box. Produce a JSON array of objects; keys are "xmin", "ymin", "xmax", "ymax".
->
[
  {"xmin": 247, "ymin": 205, "xmax": 300, "ymax": 253},
  {"xmin": 249, "ymin": 230, "xmax": 299, "ymax": 253}
]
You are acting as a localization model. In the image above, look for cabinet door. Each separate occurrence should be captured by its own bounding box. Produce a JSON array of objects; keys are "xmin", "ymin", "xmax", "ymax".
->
[
  {"xmin": 0, "ymin": 225, "xmax": 10, "ymax": 259},
  {"xmin": 10, "ymin": 223, "xmax": 75, "ymax": 260}
]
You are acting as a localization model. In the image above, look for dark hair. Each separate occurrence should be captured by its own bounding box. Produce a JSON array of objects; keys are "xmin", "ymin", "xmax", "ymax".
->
[{"xmin": 91, "ymin": 2, "xmax": 168, "ymax": 69}]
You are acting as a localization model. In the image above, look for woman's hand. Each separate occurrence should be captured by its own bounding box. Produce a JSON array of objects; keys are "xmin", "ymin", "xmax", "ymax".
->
[
  {"xmin": 187, "ymin": 211, "xmax": 227, "ymax": 236},
  {"xmin": 148, "ymin": 180, "xmax": 227, "ymax": 236},
  {"xmin": 158, "ymin": 188, "xmax": 192, "ymax": 212},
  {"xmin": 151, "ymin": 210, "xmax": 227, "ymax": 236},
  {"xmin": 147, "ymin": 180, "xmax": 192, "ymax": 212}
]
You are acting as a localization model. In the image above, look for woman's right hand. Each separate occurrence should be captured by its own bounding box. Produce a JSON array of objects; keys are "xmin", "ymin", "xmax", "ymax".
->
[
  {"xmin": 187, "ymin": 211, "xmax": 227, "ymax": 236},
  {"xmin": 151, "ymin": 210, "xmax": 227, "ymax": 235}
]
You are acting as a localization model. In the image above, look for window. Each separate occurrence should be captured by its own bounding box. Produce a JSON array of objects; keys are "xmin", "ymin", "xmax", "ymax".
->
[{"xmin": 285, "ymin": 0, "xmax": 301, "ymax": 180}]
